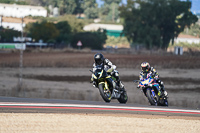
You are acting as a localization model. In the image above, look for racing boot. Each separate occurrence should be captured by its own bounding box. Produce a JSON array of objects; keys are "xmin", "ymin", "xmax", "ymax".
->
[
  {"xmin": 163, "ymin": 90, "xmax": 168, "ymax": 98},
  {"xmin": 117, "ymin": 80, "xmax": 125, "ymax": 91},
  {"xmin": 160, "ymin": 82, "xmax": 168, "ymax": 98}
]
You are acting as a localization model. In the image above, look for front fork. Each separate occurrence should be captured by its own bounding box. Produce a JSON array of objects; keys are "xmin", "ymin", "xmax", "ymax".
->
[
  {"xmin": 151, "ymin": 89, "xmax": 156, "ymax": 97},
  {"xmin": 144, "ymin": 88, "xmax": 156, "ymax": 98},
  {"xmin": 99, "ymin": 80, "xmax": 110, "ymax": 93}
]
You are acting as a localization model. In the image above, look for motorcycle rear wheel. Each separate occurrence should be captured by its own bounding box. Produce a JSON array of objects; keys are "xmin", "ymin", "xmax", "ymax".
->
[
  {"xmin": 117, "ymin": 89, "xmax": 128, "ymax": 104},
  {"xmin": 99, "ymin": 83, "xmax": 111, "ymax": 103},
  {"xmin": 159, "ymin": 98, "xmax": 168, "ymax": 106},
  {"xmin": 146, "ymin": 89, "xmax": 157, "ymax": 106}
]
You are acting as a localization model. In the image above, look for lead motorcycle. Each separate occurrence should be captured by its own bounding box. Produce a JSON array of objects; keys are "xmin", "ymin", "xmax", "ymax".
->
[
  {"xmin": 90, "ymin": 65, "xmax": 128, "ymax": 103},
  {"xmin": 133, "ymin": 74, "xmax": 168, "ymax": 106}
]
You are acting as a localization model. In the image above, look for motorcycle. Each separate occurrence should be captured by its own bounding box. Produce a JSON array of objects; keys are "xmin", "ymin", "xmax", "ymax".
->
[
  {"xmin": 90, "ymin": 65, "xmax": 128, "ymax": 103},
  {"xmin": 133, "ymin": 74, "xmax": 168, "ymax": 106}
]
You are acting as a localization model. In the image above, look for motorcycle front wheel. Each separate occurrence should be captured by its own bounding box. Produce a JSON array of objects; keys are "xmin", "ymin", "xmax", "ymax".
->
[
  {"xmin": 146, "ymin": 89, "xmax": 157, "ymax": 106},
  {"xmin": 99, "ymin": 83, "xmax": 112, "ymax": 103}
]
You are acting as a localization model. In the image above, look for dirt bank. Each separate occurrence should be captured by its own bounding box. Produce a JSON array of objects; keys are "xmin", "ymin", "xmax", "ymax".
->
[{"xmin": 0, "ymin": 51, "xmax": 200, "ymax": 69}]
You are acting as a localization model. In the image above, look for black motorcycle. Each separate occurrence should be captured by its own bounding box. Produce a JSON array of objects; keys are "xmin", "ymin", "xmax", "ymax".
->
[{"xmin": 90, "ymin": 65, "xmax": 128, "ymax": 103}]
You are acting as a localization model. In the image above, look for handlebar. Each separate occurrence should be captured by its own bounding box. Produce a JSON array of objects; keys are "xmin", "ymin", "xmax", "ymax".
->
[{"xmin": 89, "ymin": 70, "xmax": 93, "ymax": 73}]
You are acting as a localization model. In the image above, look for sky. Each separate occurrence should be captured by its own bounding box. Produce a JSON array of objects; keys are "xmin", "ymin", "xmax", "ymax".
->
[
  {"xmin": 96, "ymin": 0, "xmax": 200, "ymax": 14},
  {"xmin": 187, "ymin": 0, "xmax": 200, "ymax": 14}
]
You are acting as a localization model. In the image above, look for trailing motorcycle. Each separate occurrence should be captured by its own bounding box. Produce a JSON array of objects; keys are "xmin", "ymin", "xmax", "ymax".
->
[
  {"xmin": 90, "ymin": 65, "xmax": 128, "ymax": 103},
  {"xmin": 133, "ymin": 75, "xmax": 168, "ymax": 106}
]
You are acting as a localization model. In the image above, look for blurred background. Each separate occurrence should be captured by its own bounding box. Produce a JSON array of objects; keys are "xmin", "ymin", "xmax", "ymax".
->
[{"xmin": 0, "ymin": 0, "xmax": 199, "ymax": 109}]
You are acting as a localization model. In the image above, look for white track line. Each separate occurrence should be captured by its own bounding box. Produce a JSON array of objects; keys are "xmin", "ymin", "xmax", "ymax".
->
[{"xmin": 0, "ymin": 102, "xmax": 200, "ymax": 114}]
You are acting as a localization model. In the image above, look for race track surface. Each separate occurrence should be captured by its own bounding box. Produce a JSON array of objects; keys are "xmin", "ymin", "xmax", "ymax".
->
[
  {"xmin": 0, "ymin": 96, "xmax": 200, "ymax": 133},
  {"xmin": 0, "ymin": 96, "xmax": 199, "ymax": 116}
]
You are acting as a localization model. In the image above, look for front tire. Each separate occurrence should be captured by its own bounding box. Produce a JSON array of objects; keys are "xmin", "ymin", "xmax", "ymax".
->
[
  {"xmin": 99, "ymin": 83, "xmax": 111, "ymax": 103},
  {"xmin": 146, "ymin": 89, "xmax": 157, "ymax": 105}
]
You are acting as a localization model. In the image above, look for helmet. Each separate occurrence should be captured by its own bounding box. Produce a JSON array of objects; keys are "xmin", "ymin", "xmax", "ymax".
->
[
  {"xmin": 94, "ymin": 53, "xmax": 104, "ymax": 65},
  {"xmin": 141, "ymin": 62, "xmax": 150, "ymax": 73}
]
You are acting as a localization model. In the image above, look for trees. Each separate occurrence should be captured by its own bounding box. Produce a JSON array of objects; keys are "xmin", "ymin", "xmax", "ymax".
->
[
  {"xmin": 82, "ymin": 0, "xmax": 99, "ymax": 19},
  {"xmin": 23, "ymin": 0, "xmax": 99, "ymax": 18},
  {"xmin": 0, "ymin": 28, "xmax": 21, "ymax": 42},
  {"xmin": 24, "ymin": 20, "xmax": 107, "ymax": 49},
  {"xmin": 59, "ymin": 0, "xmax": 78, "ymax": 15},
  {"xmin": 99, "ymin": 0, "xmax": 120, "ymax": 22},
  {"xmin": 55, "ymin": 21, "xmax": 72, "ymax": 44},
  {"xmin": 0, "ymin": 0, "xmax": 27, "ymax": 5},
  {"xmin": 25, "ymin": 21, "xmax": 59, "ymax": 42},
  {"xmin": 102, "ymin": 0, "xmax": 121, "ymax": 5},
  {"xmin": 182, "ymin": 24, "xmax": 200, "ymax": 37},
  {"xmin": 119, "ymin": 0, "xmax": 198, "ymax": 50},
  {"xmin": 71, "ymin": 29, "xmax": 107, "ymax": 50}
]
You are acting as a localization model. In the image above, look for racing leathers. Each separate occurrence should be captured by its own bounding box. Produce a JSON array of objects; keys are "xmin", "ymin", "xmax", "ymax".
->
[
  {"xmin": 139, "ymin": 67, "xmax": 168, "ymax": 97},
  {"xmin": 92, "ymin": 58, "xmax": 124, "ymax": 90}
]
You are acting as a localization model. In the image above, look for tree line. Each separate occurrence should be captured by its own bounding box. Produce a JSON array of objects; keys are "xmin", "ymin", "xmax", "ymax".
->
[
  {"xmin": 0, "ymin": 19, "xmax": 107, "ymax": 50},
  {"xmin": 0, "ymin": 0, "xmax": 199, "ymax": 50},
  {"xmin": 25, "ymin": 20, "xmax": 107, "ymax": 49},
  {"xmin": 0, "ymin": 0, "xmax": 122, "ymax": 22}
]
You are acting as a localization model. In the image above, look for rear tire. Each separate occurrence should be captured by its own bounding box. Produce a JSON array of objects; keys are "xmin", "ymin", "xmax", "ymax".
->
[
  {"xmin": 99, "ymin": 83, "xmax": 111, "ymax": 103},
  {"xmin": 146, "ymin": 89, "xmax": 157, "ymax": 105},
  {"xmin": 161, "ymin": 98, "xmax": 168, "ymax": 106},
  {"xmin": 164, "ymin": 99, "xmax": 168, "ymax": 106},
  {"xmin": 117, "ymin": 89, "xmax": 128, "ymax": 104}
]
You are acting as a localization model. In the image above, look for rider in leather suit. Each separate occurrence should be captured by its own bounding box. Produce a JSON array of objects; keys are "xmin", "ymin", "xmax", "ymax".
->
[
  {"xmin": 92, "ymin": 53, "xmax": 124, "ymax": 90},
  {"xmin": 139, "ymin": 62, "xmax": 168, "ymax": 97}
]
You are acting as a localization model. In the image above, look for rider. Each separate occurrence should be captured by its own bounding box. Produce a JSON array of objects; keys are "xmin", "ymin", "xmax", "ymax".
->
[
  {"xmin": 92, "ymin": 53, "xmax": 124, "ymax": 90},
  {"xmin": 139, "ymin": 62, "xmax": 168, "ymax": 97}
]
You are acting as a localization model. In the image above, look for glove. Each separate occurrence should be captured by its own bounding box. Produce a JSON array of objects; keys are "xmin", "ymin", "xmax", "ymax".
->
[
  {"xmin": 112, "ymin": 65, "xmax": 117, "ymax": 70},
  {"xmin": 107, "ymin": 68, "xmax": 113, "ymax": 73},
  {"xmin": 154, "ymin": 77, "xmax": 159, "ymax": 81}
]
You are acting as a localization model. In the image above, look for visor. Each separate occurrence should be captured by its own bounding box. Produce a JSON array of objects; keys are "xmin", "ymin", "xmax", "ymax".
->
[
  {"xmin": 142, "ymin": 66, "xmax": 148, "ymax": 72},
  {"xmin": 95, "ymin": 59, "xmax": 102, "ymax": 65}
]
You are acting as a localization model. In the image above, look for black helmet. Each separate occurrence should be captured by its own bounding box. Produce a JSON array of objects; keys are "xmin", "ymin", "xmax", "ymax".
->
[
  {"xmin": 141, "ymin": 62, "xmax": 150, "ymax": 73},
  {"xmin": 94, "ymin": 53, "xmax": 104, "ymax": 65}
]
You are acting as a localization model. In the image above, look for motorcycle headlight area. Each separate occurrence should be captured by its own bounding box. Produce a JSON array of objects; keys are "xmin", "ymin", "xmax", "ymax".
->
[
  {"xmin": 98, "ymin": 70, "xmax": 104, "ymax": 78},
  {"xmin": 92, "ymin": 74, "xmax": 97, "ymax": 79}
]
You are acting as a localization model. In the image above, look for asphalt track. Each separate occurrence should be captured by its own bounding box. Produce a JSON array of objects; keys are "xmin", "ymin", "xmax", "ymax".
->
[{"xmin": 0, "ymin": 96, "xmax": 199, "ymax": 117}]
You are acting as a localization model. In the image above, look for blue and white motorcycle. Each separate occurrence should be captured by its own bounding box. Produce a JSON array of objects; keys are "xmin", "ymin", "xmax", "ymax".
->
[{"xmin": 134, "ymin": 75, "xmax": 168, "ymax": 106}]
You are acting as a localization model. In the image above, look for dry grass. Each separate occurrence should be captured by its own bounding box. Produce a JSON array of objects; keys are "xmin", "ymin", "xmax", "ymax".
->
[{"xmin": 0, "ymin": 48, "xmax": 200, "ymax": 69}]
